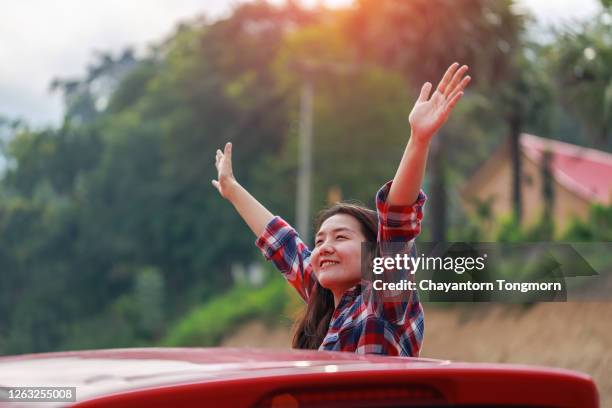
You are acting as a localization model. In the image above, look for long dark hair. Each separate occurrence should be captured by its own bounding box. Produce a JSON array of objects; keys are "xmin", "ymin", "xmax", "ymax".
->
[{"xmin": 293, "ymin": 202, "xmax": 378, "ymax": 349}]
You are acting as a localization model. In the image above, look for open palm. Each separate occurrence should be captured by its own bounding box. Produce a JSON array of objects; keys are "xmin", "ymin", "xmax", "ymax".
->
[
  {"xmin": 409, "ymin": 63, "xmax": 471, "ymax": 141},
  {"xmin": 212, "ymin": 142, "xmax": 236, "ymax": 199}
]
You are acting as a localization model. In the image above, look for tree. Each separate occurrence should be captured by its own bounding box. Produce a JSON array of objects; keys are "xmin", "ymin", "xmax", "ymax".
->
[
  {"xmin": 549, "ymin": 11, "xmax": 612, "ymax": 150},
  {"xmin": 50, "ymin": 49, "xmax": 138, "ymax": 125},
  {"xmin": 0, "ymin": 1, "xmax": 323, "ymax": 354},
  {"xmin": 346, "ymin": 0, "xmax": 525, "ymax": 241},
  {"xmin": 493, "ymin": 40, "xmax": 555, "ymax": 223}
]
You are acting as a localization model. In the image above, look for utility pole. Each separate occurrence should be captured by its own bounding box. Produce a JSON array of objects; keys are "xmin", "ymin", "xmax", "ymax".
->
[
  {"xmin": 292, "ymin": 60, "xmax": 360, "ymax": 243},
  {"xmin": 296, "ymin": 79, "xmax": 314, "ymax": 241}
]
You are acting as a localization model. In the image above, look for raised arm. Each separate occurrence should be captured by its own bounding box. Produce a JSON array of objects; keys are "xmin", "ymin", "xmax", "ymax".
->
[
  {"xmin": 213, "ymin": 142, "xmax": 316, "ymax": 301},
  {"xmin": 212, "ymin": 142, "xmax": 274, "ymax": 237},
  {"xmin": 367, "ymin": 64, "xmax": 470, "ymax": 349},
  {"xmin": 388, "ymin": 63, "xmax": 471, "ymax": 206}
]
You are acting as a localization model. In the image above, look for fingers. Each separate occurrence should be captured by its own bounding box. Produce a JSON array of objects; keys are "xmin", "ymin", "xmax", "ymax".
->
[
  {"xmin": 444, "ymin": 91, "xmax": 464, "ymax": 117},
  {"xmin": 436, "ymin": 62, "xmax": 459, "ymax": 95},
  {"xmin": 215, "ymin": 143, "xmax": 232, "ymax": 166},
  {"xmin": 212, "ymin": 179, "xmax": 220, "ymax": 190},
  {"xmin": 417, "ymin": 82, "xmax": 433, "ymax": 102},
  {"xmin": 447, "ymin": 75, "xmax": 471, "ymax": 104},
  {"xmin": 444, "ymin": 65, "xmax": 469, "ymax": 97}
]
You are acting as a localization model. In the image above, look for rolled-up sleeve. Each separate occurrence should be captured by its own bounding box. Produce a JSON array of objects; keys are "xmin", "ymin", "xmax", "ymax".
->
[
  {"xmin": 376, "ymin": 180, "xmax": 426, "ymax": 242},
  {"xmin": 255, "ymin": 216, "xmax": 316, "ymax": 302}
]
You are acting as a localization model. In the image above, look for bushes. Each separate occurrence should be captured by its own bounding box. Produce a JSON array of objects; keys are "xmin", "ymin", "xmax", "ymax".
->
[
  {"xmin": 494, "ymin": 203, "xmax": 611, "ymax": 243},
  {"xmin": 495, "ymin": 211, "xmax": 556, "ymax": 242},
  {"xmin": 162, "ymin": 271, "xmax": 289, "ymax": 347},
  {"xmin": 563, "ymin": 204, "xmax": 612, "ymax": 241}
]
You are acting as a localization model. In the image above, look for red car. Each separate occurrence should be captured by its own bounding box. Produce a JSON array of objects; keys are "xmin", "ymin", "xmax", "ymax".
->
[{"xmin": 0, "ymin": 347, "xmax": 598, "ymax": 407}]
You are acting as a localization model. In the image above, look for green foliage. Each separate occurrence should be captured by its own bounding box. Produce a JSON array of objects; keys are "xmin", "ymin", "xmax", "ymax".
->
[
  {"xmin": 563, "ymin": 204, "xmax": 612, "ymax": 241},
  {"xmin": 523, "ymin": 214, "xmax": 555, "ymax": 241},
  {"xmin": 3, "ymin": 124, "xmax": 102, "ymax": 197},
  {"xmin": 0, "ymin": 2, "xmax": 313, "ymax": 354},
  {"xmin": 56, "ymin": 266, "xmax": 165, "ymax": 351},
  {"xmin": 135, "ymin": 267, "xmax": 165, "ymax": 337},
  {"xmin": 495, "ymin": 212, "xmax": 555, "ymax": 242},
  {"xmin": 495, "ymin": 215, "xmax": 524, "ymax": 242},
  {"xmin": 162, "ymin": 272, "xmax": 289, "ymax": 347},
  {"xmin": 548, "ymin": 12, "xmax": 612, "ymax": 148},
  {"xmin": 490, "ymin": 201, "xmax": 610, "ymax": 244},
  {"xmin": 493, "ymin": 204, "xmax": 612, "ymax": 244}
]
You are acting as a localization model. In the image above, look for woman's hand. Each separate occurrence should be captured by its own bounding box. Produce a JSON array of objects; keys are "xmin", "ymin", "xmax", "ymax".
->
[
  {"xmin": 212, "ymin": 142, "xmax": 238, "ymax": 200},
  {"xmin": 408, "ymin": 62, "xmax": 471, "ymax": 144}
]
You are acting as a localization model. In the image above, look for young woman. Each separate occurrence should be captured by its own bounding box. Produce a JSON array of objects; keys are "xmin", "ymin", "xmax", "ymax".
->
[{"xmin": 213, "ymin": 63, "xmax": 470, "ymax": 356}]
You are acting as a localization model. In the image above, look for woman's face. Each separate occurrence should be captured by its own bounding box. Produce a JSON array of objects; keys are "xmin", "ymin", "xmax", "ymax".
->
[{"xmin": 311, "ymin": 214, "xmax": 366, "ymax": 292}]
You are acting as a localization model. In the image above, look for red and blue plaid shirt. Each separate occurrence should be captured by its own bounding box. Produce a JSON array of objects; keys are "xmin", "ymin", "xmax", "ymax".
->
[{"xmin": 256, "ymin": 180, "xmax": 426, "ymax": 356}]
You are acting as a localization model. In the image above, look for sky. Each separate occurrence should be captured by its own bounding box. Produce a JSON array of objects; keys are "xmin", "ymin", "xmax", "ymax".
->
[{"xmin": 0, "ymin": 0, "xmax": 601, "ymax": 128}]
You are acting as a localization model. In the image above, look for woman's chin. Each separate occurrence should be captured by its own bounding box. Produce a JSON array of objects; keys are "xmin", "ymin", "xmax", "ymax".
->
[
  {"xmin": 316, "ymin": 274, "xmax": 334, "ymax": 289},
  {"xmin": 317, "ymin": 273, "xmax": 357, "ymax": 292}
]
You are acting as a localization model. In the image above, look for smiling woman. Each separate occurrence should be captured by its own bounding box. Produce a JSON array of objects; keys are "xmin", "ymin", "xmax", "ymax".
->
[{"xmin": 213, "ymin": 62, "xmax": 471, "ymax": 356}]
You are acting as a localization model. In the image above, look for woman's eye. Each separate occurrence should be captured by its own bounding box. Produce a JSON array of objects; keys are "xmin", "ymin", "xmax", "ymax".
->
[
  {"xmin": 336, "ymin": 235, "xmax": 347, "ymax": 240},
  {"xmin": 315, "ymin": 240, "xmax": 323, "ymax": 246}
]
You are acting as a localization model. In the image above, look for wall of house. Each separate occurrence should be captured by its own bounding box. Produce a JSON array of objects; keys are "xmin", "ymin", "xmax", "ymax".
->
[
  {"xmin": 467, "ymin": 153, "xmax": 591, "ymax": 236},
  {"xmin": 521, "ymin": 157, "xmax": 590, "ymax": 232}
]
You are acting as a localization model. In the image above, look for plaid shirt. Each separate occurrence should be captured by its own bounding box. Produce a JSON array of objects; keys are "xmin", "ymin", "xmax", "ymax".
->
[{"xmin": 256, "ymin": 181, "xmax": 426, "ymax": 356}]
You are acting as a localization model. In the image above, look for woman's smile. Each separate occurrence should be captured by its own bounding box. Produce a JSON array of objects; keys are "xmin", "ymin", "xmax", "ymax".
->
[{"xmin": 319, "ymin": 259, "xmax": 340, "ymax": 268}]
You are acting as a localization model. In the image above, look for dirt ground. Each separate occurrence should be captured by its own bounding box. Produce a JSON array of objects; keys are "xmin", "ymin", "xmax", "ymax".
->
[{"xmin": 222, "ymin": 302, "xmax": 612, "ymax": 407}]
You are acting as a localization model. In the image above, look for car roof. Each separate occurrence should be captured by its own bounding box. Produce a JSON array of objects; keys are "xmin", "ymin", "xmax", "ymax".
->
[
  {"xmin": 0, "ymin": 347, "xmax": 444, "ymax": 392},
  {"xmin": 0, "ymin": 347, "xmax": 598, "ymax": 407}
]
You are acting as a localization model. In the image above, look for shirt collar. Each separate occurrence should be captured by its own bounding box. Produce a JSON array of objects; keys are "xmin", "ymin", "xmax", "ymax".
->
[{"xmin": 339, "ymin": 282, "xmax": 363, "ymax": 304}]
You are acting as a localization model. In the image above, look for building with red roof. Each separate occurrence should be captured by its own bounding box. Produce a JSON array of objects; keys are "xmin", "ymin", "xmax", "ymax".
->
[{"xmin": 461, "ymin": 133, "xmax": 612, "ymax": 234}]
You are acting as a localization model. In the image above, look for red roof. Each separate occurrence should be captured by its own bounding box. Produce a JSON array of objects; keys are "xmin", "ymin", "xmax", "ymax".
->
[{"xmin": 521, "ymin": 133, "xmax": 612, "ymax": 205}]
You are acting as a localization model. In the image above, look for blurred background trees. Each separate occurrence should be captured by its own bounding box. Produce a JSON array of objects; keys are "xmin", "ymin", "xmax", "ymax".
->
[{"xmin": 0, "ymin": 0, "xmax": 610, "ymax": 354}]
